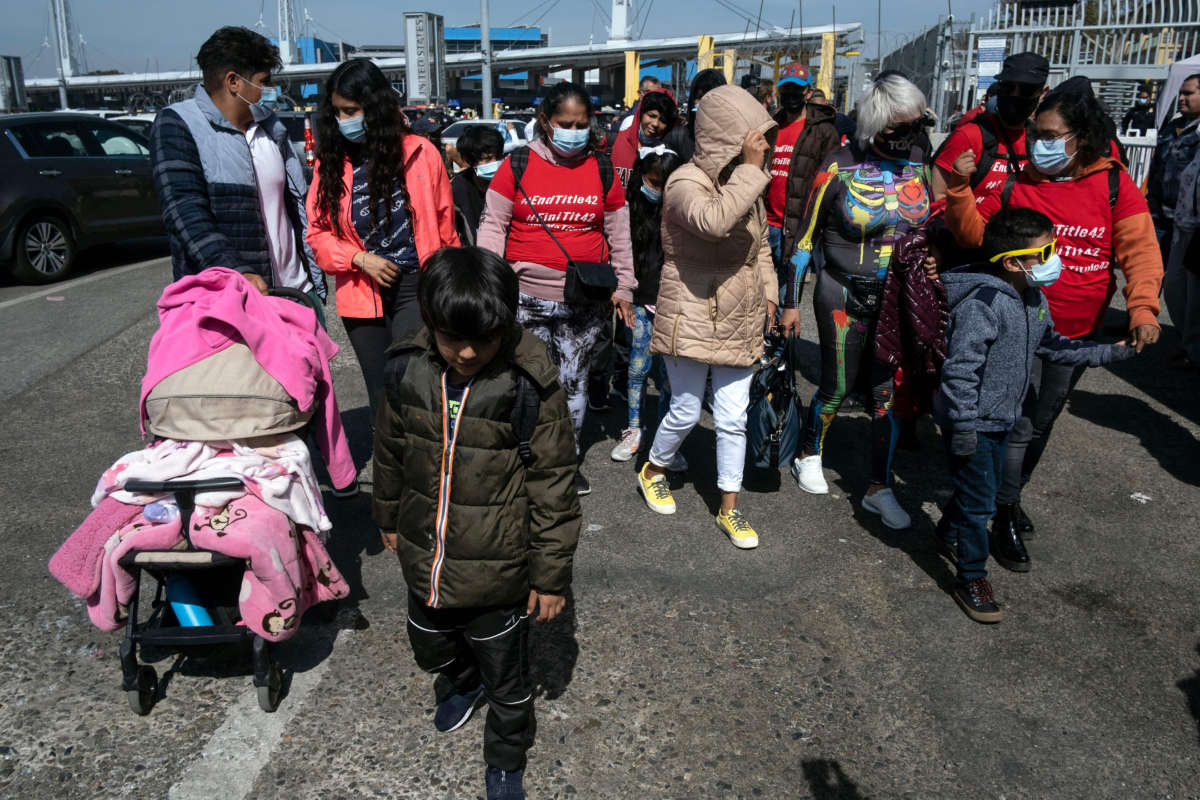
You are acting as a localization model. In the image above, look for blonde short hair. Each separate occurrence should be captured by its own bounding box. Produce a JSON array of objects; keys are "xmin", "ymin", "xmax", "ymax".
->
[{"xmin": 855, "ymin": 75, "xmax": 927, "ymax": 147}]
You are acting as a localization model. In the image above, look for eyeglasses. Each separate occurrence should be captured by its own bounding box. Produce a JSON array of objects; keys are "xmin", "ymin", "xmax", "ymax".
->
[{"xmin": 989, "ymin": 239, "xmax": 1057, "ymax": 264}]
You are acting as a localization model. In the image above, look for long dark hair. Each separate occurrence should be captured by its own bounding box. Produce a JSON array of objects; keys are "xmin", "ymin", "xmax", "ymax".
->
[
  {"xmin": 536, "ymin": 82, "xmax": 601, "ymax": 154},
  {"xmin": 1036, "ymin": 83, "xmax": 1114, "ymax": 168},
  {"xmin": 314, "ymin": 59, "xmax": 412, "ymax": 239},
  {"xmin": 626, "ymin": 150, "xmax": 683, "ymax": 270}
]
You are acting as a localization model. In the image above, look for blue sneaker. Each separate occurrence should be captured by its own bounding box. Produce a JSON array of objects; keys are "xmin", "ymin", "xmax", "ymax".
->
[
  {"xmin": 433, "ymin": 684, "xmax": 484, "ymax": 733},
  {"xmin": 485, "ymin": 767, "xmax": 525, "ymax": 800}
]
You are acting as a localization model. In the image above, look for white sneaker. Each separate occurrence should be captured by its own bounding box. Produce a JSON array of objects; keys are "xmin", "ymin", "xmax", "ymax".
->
[
  {"xmin": 861, "ymin": 487, "xmax": 911, "ymax": 530},
  {"xmin": 610, "ymin": 428, "xmax": 642, "ymax": 462},
  {"xmin": 791, "ymin": 455, "xmax": 828, "ymax": 494},
  {"xmin": 667, "ymin": 452, "xmax": 689, "ymax": 472}
]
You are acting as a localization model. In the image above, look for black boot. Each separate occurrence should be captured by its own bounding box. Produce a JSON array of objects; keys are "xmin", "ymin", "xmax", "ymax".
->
[
  {"xmin": 991, "ymin": 504, "xmax": 1031, "ymax": 572},
  {"xmin": 1014, "ymin": 503, "xmax": 1034, "ymax": 537}
]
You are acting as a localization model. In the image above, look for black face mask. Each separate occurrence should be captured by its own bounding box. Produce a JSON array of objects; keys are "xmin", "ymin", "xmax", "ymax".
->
[
  {"xmin": 874, "ymin": 122, "xmax": 917, "ymax": 159},
  {"xmin": 996, "ymin": 95, "xmax": 1038, "ymax": 128},
  {"xmin": 779, "ymin": 93, "xmax": 806, "ymax": 112}
]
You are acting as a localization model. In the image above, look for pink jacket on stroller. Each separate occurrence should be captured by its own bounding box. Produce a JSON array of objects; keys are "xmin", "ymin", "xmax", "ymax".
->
[{"xmin": 139, "ymin": 268, "xmax": 356, "ymax": 489}]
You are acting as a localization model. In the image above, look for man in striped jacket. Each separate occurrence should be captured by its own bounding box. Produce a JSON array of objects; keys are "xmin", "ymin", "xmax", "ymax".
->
[{"xmin": 149, "ymin": 26, "xmax": 326, "ymax": 309}]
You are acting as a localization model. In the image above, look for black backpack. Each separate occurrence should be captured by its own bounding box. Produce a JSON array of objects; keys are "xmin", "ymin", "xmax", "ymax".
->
[
  {"xmin": 508, "ymin": 145, "xmax": 616, "ymax": 198},
  {"xmin": 934, "ymin": 115, "xmax": 1024, "ymax": 208},
  {"xmin": 384, "ymin": 349, "xmax": 541, "ymax": 468}
]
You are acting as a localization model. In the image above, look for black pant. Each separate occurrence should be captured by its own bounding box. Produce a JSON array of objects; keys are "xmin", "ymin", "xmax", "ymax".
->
[
  {"xmin": 995, "ymin": 356, "xmax": 1086, "ymax": 505},
  {"xmin": 801, "ymin": 271, "xmax": 898, "ymax": 486},
  {"xmin": 407, "ymin": 593, "xmax": 534, "ymax": 772},
  {"xmin": 341, "ymin": 271, "xmax": 422, "ymax": 422}
]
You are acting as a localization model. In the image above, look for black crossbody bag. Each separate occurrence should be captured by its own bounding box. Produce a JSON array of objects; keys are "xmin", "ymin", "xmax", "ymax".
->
[{"xmin": 511, "ymin": 169, "xmax": 617, "ymax": 305}]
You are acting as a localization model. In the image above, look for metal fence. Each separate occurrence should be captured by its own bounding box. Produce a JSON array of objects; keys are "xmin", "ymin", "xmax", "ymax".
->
[{"xmin": 1118, "ymin": 129, "xmax": 1158, "ymax": 188}]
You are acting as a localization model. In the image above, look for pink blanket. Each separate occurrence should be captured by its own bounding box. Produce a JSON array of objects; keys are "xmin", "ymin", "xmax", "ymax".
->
[
  {"xmin": 139, "ymin": 268, "xmax": 356, "ymax": 489},
  {"xmin": 80, "ymin": 494, "xmax": 348, "ymax": 641}
]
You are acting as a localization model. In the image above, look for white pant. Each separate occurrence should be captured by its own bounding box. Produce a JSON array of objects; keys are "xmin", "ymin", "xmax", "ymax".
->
[{"xmin": 648, "ymin": 356, "xmax": 755, "ymax": 494}]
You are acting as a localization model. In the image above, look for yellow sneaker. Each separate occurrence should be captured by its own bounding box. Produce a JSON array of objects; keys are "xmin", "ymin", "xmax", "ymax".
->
[
  {"xmin": 638, "ymin": 463, "xmax": 676, "ymax": 515},
  {"xmin": 716, "ymin": 508, "xmax": 759, "ymax": 549}
]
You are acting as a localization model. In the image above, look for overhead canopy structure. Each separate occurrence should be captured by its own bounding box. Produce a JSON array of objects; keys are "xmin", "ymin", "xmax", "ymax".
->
[{"xmin": 23, "ymin": 22, "xmax": 862, "ymax": 95}]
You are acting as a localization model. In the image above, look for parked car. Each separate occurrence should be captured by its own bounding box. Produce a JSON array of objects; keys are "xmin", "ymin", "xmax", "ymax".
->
[
  {"xmin": 0, "ymin": 112, "xmax": 163, "ymax": 284},
  {"xmin": 111, "ymin": 113, "xmax": 156, "ymax": 139}
]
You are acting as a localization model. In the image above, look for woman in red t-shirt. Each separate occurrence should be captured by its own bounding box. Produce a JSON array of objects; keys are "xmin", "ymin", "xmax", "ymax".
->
[
  {"xmin": 477, "ymin": 82, "xmax": 636, "ymax": 495},
  {"xmin": 944, "ymin": 86, "xmax": 1162, "ymax": 542}
]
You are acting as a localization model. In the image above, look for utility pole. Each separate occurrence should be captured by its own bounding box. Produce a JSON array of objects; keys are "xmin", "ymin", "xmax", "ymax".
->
[
  {"xmin": 50, "ymin": 0, "xmax": 79, "ymax": 109},
  {"xmin": 480, "ymin": 0, "xmax": 493, "ymax": 117},
  {"xmin": 876, "ymin": 0, "xmax": 882, "ymax": 68}
]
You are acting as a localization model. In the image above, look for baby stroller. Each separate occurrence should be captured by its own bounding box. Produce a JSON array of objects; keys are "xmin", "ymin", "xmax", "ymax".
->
[{"xmin": 52, "ymin": 275, "xmax": 353, "ymax": 716}]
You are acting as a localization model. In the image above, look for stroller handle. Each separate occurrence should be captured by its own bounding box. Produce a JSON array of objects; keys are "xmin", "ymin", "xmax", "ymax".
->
[
  {"xmin": 268, "ymin": 286, "xmax": 320, "ymax": 313},
  {"xmin": 124, "ymin": 478, "xmax": 244, "ymax": 494}
]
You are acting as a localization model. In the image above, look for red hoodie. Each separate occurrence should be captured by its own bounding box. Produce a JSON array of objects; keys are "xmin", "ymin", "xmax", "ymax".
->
[{"xmin": 945, "ymin": 157, "xmax": 1162, "ymax": 339}]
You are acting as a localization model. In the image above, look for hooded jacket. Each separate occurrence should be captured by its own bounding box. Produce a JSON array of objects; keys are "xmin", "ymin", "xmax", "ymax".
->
[
  {"xmin": 650, "ymin": 85, "xmax": 779, "ymax": 367},
  {"xmin": 934, "ymin": 266, "xmax": 1131, "ymax": 438},
  {"xmin": 944, "ymin": 156, "xmax": 1162, "ymax": 338},
  {"xmin": 777, "ymin": 102, "xmax": 840, "ymax": 260},
  {"xmin": 304, "ymin": 134, "xmax": 460, "ymax": 319},
  {"xmin": 372, "ymin": 327, "xmax": 580, "ymax": 609}
]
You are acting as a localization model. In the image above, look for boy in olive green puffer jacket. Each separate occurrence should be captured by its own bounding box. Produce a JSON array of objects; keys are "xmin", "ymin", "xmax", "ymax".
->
[{"xmin": 372, "ymin": 247, "xmax": 580, "ymax": 800}]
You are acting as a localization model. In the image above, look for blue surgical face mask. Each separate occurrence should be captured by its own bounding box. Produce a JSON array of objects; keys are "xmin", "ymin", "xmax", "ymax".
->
[
  {"xmin": 1022, "ymin": 252, "xmax": 1063, "ymax": 287},
  {"xmin": 237, "ymin": 75, "xmax": 277, "ymax": 122},
  {"xmin": 1030, "ymin": 134, "xmax": 1075, "ymax": 175},
  {"xmin": 640, "ymin": 182, "xmax": 662, "ymax": 204},
  {"xmin": 985, "ymin": 95, "xmax": 999, "ymax": 115},
  {"xmin": 338, "ymin": 113, "xmax": 366, "ymax": 142},
  {"xmin": 549, "ymin": 125, "xmax": 589, "ymax": 156},
  {"xmin": 474, "ymin": 159, "xmax": 501, "ymax": 179}
]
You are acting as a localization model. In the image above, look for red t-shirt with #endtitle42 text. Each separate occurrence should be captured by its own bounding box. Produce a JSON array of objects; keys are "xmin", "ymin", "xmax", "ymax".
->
[
  {"xmin": 488, "ymin": 150, "xmax": 625, "ymax": 271},
  {"xmin": 766, "ymin": 117, "xmax": 807, "ymax": 227},
  {"xmin": 934, "ymin": 112, "xmax": 1028, "ymax": 206}
]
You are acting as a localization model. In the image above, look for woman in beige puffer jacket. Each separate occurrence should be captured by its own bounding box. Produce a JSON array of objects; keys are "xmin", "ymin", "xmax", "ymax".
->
[{"xmin": 636, "ymin": 85, "xmax": 779, "ymax": 549}]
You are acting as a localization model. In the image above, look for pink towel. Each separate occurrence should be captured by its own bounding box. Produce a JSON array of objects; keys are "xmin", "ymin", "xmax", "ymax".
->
[{"xmin": 49, "ymin": 498, "xmax": 143, "ymax": 599}]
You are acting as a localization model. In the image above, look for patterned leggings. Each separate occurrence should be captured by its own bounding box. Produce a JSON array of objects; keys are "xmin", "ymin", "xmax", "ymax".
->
[
  {"xmin": 516, "ymin": 293, "xmax": 606, "ymax": 453},
  {"xmin": 626, "ymin": 306, "xmax": 670, "ymax": 430},
  {"xmin": 800, "ymin": 271, "xmax": 898, "ymax": 486}
]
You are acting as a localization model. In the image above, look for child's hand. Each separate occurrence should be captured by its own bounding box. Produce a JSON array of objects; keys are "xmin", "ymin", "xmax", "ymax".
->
[
  {"xmin": 952, "ymin": 149, "xmax": 977, "ymax": 177},
  {"xmin": 527, "ymin": 590, "xmax": 565, "ymax": 622},
  {"xmin": 380, "ymin": 531, "xmax": 398, "ymax": 553}
]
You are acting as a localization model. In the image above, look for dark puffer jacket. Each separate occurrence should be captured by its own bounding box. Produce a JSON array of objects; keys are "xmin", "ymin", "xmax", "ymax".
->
[
  {"xmin": 874, "ymin": 225, "xmax": 949, "ymax": 378},
  {"xmin": 372, "ymin": 327, "xmax": 580, "ymax": 609},
  {"xmin": 778, "ymin": 102, "xmax": 841, "ymax": 262}
]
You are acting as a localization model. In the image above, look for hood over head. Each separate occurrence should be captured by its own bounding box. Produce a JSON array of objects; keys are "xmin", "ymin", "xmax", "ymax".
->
[
  {"xmin": 940, "ymin": 265, "xmax": 1023, "ymax": 309},
  {"xmin": 691, "ymin": 84, "xmax": 778, "ymax": 182}
]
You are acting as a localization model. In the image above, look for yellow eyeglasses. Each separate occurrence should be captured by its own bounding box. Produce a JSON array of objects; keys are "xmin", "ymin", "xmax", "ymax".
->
[{"xmin": 989, "ymin": 239, "xmax": 1057, "ymax": 264}]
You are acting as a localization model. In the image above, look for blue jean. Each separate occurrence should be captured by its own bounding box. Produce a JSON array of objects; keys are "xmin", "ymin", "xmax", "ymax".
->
[
  {"xmin": 626, "ymin": 305, "xmax": 670, "ymax": 430},
  {"xmin": 768, "ymin": 224, "xmax": 787, "ymax": 305},
  {"xmin": 939, "ymin": 430, "xmax": 1009, "ymax": 585}
]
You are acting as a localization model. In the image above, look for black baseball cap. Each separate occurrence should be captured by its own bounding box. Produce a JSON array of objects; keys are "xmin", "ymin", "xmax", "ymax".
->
[{"xmin": 996, "ymin": 52, "xmax": 1050, "ymax": 86}]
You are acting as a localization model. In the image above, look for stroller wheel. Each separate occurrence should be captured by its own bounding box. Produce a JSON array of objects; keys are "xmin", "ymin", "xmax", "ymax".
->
[
  {"xmin": 256, "ymin": 662, "xmax": 284, "ymax": 713},
  {"xmin": 127, "ymin": 665, "xmax": 157, "ymax": 716}
]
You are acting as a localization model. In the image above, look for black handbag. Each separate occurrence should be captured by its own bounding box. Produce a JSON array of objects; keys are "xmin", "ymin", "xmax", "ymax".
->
[{"xmin": 513, "ymin": 171, "xmax": 617, "ymax": 304}]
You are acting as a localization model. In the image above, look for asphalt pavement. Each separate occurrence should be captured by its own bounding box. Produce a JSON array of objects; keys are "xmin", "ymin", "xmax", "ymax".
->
[{"xmin": 0, "ymin": 252, "xmax": 1197, "ymax": 799}]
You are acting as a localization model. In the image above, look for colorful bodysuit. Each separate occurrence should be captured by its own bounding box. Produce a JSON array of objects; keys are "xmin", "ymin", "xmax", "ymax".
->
[{"xmin": 785, "ymin": 142, "xmax": 931, "ymax": 485}]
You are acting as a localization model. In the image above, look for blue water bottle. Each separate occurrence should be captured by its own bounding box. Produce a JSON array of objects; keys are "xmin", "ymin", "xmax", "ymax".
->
[{"xmin": 165, "ymin": 573, "xmax": 214, "ymax": 627}]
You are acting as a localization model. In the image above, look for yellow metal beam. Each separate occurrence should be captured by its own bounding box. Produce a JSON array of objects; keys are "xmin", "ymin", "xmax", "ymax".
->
[
  {"xmin": 722, "ymin": 49, "xmax": 737, "ymax": 84},
  {"xmin": 624, "ymin": 50, "xmax": 640, "ymax": 107},
  {"xmin": 816, "ymin": 32, "xmax": 835, "ymax": 97},
  {"xmin": 697, "ymin": 35, "xmax": 715, "ymax": 71}
]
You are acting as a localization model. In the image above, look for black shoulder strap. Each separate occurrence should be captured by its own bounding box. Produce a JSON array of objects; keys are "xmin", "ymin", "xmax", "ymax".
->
[
  {"xmin": 1107, "ymin": 165, "xmax": 1120, "ymax": 209},
  {"xmin": 594, "ymin": 150, "xmax": 615, "ymax": 197},
  {"xmin": 511, "ymin": 369, "xmax": 541, "ymax": 467},
  {"xmin": 509, "ymin": 145, "xmax": 530, "ymax": 184},
  {"xmin": 969, "ymin": 116, "xmax": 1001, "ymax": 191}
]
